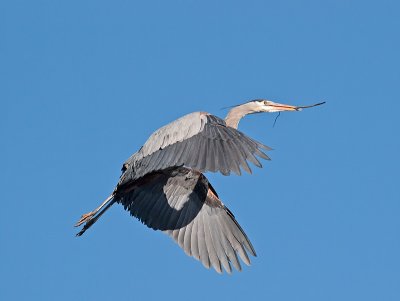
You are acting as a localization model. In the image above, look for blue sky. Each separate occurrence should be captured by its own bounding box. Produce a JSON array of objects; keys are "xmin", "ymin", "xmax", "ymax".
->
[{"xmin": 1, "ymin": 0, "xmax": 399, "ymax": 300}]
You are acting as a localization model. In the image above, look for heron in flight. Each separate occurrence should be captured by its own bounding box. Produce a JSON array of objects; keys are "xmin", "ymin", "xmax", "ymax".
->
[{"xmin": 75, "ymin": 99, "xmax": 324, "ymax": 274}]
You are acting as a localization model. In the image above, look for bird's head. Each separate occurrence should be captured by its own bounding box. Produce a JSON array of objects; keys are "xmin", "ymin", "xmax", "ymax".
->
[{"xmin": 225, "ymin": 98, "xmax": 325, "ymax": 128}]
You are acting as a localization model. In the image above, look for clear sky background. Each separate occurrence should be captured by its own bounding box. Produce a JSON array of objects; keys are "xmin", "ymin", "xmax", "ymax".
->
[{"xmin": 2, "ymin": 1, "xmax": 399, "ymax": 300}]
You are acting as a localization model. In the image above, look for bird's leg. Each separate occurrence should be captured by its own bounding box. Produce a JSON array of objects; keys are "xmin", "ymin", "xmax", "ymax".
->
[
  {"xmin": 75, "ymin": 194, "xmax": 114, "ymax": 227},
  {"xmin": 75, "ymin": 198, "xmax": 116, "ymax": 236},
  {"xmin": 74, "ymin": 212, "xmax": 95, "ymax": 227}
]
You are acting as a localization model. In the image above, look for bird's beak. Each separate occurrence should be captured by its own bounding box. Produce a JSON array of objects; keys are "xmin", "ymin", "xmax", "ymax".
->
[{"xmin": 268, "ymin": 101, "xmax": 300, "ymax": 111}]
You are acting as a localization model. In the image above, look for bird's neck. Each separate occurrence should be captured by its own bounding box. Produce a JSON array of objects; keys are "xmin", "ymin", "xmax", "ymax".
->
[{"xmin": 225, "ymin": 103, "xmax": 255, "ymax": 129}]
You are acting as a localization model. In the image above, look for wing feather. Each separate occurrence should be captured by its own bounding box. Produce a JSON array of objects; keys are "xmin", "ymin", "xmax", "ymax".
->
[
  {"xmin": 197, "ymin": 212, "xmax": 210, "ymax": 269},
  {"xmin": 215, "ymin": 139, "xmax": 230, "ymax": 176},
  {"xmin": 209, "ymin": 212, "xmax": 231, "ymax": 273},
  {"xmin": 203, "ymin": 211, "xmax": 221, "ymax": 273},
  {"xmin": 205, "ymin": 139, "xmax": 216, "ymax": 172},
  {"xmin": 119, "ymin": 112, "xmax": 271, "ymax": 184},
  {"xmin": 183, "ymin": 217, "xmax": 194, "ymax": 256},
  {"xmin": 116, "ymin": 167, "xmax": 256, "ymax": 273},
  {"xmin": 191, "ymin": 218, "xmax": 200, "ymax": 260}
]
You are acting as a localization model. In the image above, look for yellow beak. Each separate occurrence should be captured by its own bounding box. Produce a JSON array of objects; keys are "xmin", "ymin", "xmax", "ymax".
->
[{"xmin": 269, "ymin": 101, "xmax": 300, "ymax": 111}]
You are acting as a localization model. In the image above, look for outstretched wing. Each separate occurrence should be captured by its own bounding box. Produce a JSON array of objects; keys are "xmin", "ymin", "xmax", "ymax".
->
[
  {"xmin": 116, "ymin": 167, "xmax": 256, "ymax": 274},
  {"xmin": 119, "ymin": 112, "xmax": 270, "ymax": 185}
]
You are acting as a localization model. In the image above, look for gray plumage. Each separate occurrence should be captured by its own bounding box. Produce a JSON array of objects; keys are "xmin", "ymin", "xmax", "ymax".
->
[
  {"xmin": 119, "ymin": 113, "xmax": 271, "ymax": 186},
  {"xmin": 75, "ymin": 99, "xmax": 304, "ymax": 273},
  {"xmin": 117, "ymin": 167, "xmax": 255, "ymax": 273}
]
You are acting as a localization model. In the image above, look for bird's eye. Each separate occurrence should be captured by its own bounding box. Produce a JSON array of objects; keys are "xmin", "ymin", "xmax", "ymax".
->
[{"xmin": 263, "ymin": 100, "xmax": 269, "ymax": 105}]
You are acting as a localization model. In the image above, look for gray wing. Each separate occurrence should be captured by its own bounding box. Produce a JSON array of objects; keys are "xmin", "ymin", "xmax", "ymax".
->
[
  {"xmin": 116, "ymin": 167, "xmax": 256, "ymax": 274},
  {"xmin": 120, "ymin": 112, "xmax": 271, "ymax": 185}
]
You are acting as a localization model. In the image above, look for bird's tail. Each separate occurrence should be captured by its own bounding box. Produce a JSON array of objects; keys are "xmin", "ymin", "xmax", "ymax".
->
[{"xmin": 74, "ymin": 194, "xmax": 116, "ymax": 236}]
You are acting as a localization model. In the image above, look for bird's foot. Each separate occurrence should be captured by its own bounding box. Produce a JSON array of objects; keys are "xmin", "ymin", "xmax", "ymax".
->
[{"xmin": 75, "ymin": 212, "xmax": 95, "ymax": 227}]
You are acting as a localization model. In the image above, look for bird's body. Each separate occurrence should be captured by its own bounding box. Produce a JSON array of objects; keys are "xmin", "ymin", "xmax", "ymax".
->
[
  {"xmin": 119, "ymin": 111, "xmax": 270, "ymax": 184},
  {"xmin": 75, "ymin": 99, "xmax": 324, "ymax": 273}
]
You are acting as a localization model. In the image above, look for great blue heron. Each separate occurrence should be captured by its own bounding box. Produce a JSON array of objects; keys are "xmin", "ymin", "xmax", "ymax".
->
[{"xmin": 75, "ymin": 99, "xmax": 324, "ymax": 274}]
